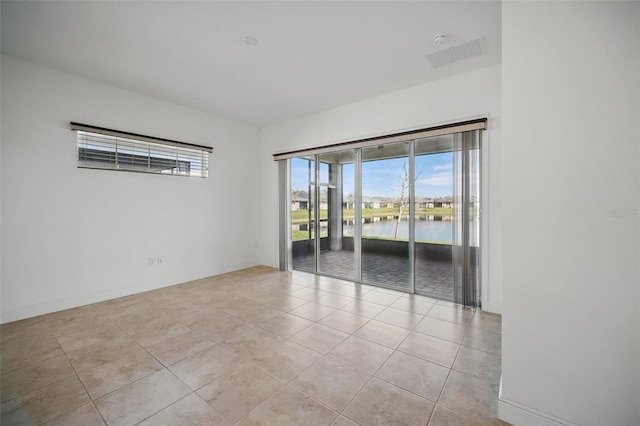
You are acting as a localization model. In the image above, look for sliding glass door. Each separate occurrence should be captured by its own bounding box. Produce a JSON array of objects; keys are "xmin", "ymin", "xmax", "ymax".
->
[
  {"xmin": 291, "ymin": 156, "xmax": 315, "ymax": 273},
  {"xmin": 317, "ymin": 150, "xmax": 356, "ymax": 280},
  {"xmin": 281, "ymin": 127, "xmax": 482, "ymax": 307},
  {"xmin": 361, "ymin": 142, "xmax": 411, "ymax": 289},
  {"xmin": 414, "ymin": 136, "xmax": 454, "ymax": 298}
]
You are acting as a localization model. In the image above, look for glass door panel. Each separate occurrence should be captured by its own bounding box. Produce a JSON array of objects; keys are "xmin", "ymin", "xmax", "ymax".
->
[
  {"xmin": 318, "ymin": 162, "xmax": 329, "ymax": 241},
  {"xmin": 414, "ymin": 136, "xmax": 455, "ymax": 299},
  {"xmin": 361, "ymin": 142, "xmax": 410, "ymax": 289},
  {"xmin": 291, "ymin": 156, "xmax": 315, "ymax": 272},
  {"xmin": 317, "ymin": 150, "xmax": 355, "ymax": 279},
  {"xmin": 284, "ymin": 130, "xmax": 480, "ymax": 307}
]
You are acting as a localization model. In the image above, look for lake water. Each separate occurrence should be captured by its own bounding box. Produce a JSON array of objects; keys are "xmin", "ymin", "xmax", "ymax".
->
[
  {"xmin": 344, "ymin": 215, "xmax": 454, "ymax": 243},
  {"xmin": 295, "ymin": 215, "xmax": 479, "ymax": 245}
]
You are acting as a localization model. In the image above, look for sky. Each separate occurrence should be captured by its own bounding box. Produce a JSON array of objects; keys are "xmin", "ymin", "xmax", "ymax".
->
[{"xmin": 291, "ymin": 152, "xmax": 453, "ymax": 199}]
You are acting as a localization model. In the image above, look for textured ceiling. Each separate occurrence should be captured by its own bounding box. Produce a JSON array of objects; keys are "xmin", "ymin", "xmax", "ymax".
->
[{"xmin": 1, "ymin": 1, "xmax": 501, "ymax": 127}]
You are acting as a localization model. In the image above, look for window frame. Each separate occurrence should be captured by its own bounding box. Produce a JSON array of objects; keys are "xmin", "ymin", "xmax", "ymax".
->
[{"xmin": 71, "ymin": 122, "xmax": 213, "ymax": 178}]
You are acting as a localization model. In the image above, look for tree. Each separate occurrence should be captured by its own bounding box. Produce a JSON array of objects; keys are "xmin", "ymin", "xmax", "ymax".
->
[
  {"xmin": 393, "ymin": 162, "xmax": 410, "ymax": 239},
  {"xmin": 393, "ymin": 161, "xmax": 424, "ymax": 239}
]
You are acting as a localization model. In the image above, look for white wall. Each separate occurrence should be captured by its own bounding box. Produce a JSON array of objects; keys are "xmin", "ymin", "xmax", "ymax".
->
[
  {"xmin": 258, "ymin": 64, "xmax": 503, "ymax": 313},
  {"xmin": 0, "ymin": 55, "xmax": 260, "ymax": 323},
  {"xmin": 500, "ymin": 2, "xmax": 640, "ymax": 425}
]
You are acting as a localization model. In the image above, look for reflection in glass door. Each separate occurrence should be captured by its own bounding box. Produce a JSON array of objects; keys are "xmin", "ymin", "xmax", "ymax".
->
[
  {"xmin": 361, "ymin": 142, "xmax": 410, "ymax": 289},
  {"xmin": 291, "ymin": 156, "xmax": 315, "ymax": 272},
  {"xmin": 317, "ymin": 151, "xmax": 355, "ymax": 279},
  {"xmin": 291, "ymin": 152, "xmax": 356, "ymax": 280},
  {"xmin": 414, "ymin": 136, "xmax": 455, "ymax": 299}
]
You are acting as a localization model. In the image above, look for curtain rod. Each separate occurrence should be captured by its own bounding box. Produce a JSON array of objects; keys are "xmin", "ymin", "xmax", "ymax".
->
[{"xmin": 272, "ymin": 117, "xmax": 487, "ymax": 161}]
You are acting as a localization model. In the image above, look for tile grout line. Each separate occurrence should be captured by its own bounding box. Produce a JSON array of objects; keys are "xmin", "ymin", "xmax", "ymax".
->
[
  {"xmin": 256, "ymin": 293, "xmax": 377, "ymax": 424},
  {"xmin": 46, "ymin": 316, "xmax": 108, "ymax": 426},
  {"xmin": 338, "ymin": 301, "xmax": 443, "ymax": 424},
  {"xmin": 79, "ymin": 302, "xmax": 205, "ymax": 422},
  {"xmin": 103, "ymin": 287, "xmax": 276, "ymax": 424},
  {"xmin": 219, "ymin": 348, "xmax": 293, "ymax": 425},
  {"xmin": 331, "ymin": 299, "xmax": 428, "ymax": 423},
  {"xmin": 424, "ymin": 307, "xmax": 477, "ymax": 425},
  {"xmin": 0, "ymin": 322, "xmax": 61, "ymax": 377},
  {"xmin": 2, "ymin": 268, "xmax": 501, "ymax": 425},
  {"xmin": 229, "ymin": 382, "xmax": 338, "ymax": 426},
  {"xmin": 130, "ymin": 392, "xmax": 191, "ymax": 426}
]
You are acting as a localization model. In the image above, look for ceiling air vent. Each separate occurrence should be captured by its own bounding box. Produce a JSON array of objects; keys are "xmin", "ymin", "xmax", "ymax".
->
[{"xmin": 427, "ymin": 37, "xmax": 483, "ymax": 68}]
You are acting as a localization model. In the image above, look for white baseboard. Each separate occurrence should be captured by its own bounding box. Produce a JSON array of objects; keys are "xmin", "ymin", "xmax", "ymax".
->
[
  {"xmin": 498, "ymin": 395, "xmax": 578, "ymax": 426},
  {"xmin": 1, "ymin": 283, "xmax": 162, "ymax": 324},
  {"xmin": 484, "ymin": 299, "xmax": 502, "ymax": 314}
]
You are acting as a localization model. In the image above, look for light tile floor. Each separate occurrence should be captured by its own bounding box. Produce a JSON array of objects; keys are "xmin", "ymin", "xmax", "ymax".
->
[{"xmin": 0, "ymin": 266, "xmax": 507, "ymax": 426}]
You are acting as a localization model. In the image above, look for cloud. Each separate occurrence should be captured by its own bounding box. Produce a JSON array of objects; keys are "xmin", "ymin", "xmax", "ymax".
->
[
  {"xmin": 418, "ymin": 172, "xmax": 452, "ymax": 187},
  {"xmin": 432, "ymin": 163, "xmax": 452, "ymax": 171}
]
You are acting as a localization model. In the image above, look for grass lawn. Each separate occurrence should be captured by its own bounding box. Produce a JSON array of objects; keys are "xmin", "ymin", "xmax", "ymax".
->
[
  {"xmin": 291, "ymin": 207, "xmax": 453, "ymax": 224},
  {"xmin": 290, "ymin": 231, "xmax": 451, "ymax": 244},
  {"xmin": 291, "ymin": 207, "xmax": 455, "ymax": 242}
]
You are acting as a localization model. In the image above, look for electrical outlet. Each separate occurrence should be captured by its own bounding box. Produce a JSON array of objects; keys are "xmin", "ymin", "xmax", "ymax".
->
[{"xmin": 157, "ymin": 256, "xmax": 163, "ymax": 265}]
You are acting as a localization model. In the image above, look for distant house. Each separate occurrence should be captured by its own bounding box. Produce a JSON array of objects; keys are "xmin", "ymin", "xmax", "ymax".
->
[
  {"xmin": 291, "ymin": 190, "xmax": 309, "ymax": 211},
  {"xmin": 343, "ymin": 194, "xmax": 355, "ymax": 210},
  {"xmin": 292, "ymin": 190, "xmax": 329, "ymax": 210},
  {"xmin": 343, "ymin": 201, "xmax": 355, "ymax": 209},
  {"xmin": 292, "ymin": 198, "xmax": 309, "ymax": 211},
  {"xmin": 416, "ymin": 198, "xmax": 435, "ymax": 209},
  {"xmin": 433, "ymin": 196, "xmax": 453, "ymax": 208},
  {"xmin": 362, "ymin": 197, "xmax": 381, "ymax": 209}
]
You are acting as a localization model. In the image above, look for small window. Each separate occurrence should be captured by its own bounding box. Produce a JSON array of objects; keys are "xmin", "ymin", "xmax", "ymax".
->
[{"xmin": 72, "ymin": 123, "xmax": 212, "ymax": 178}]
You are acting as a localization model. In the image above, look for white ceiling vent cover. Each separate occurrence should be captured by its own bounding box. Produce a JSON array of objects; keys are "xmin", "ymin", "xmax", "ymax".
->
[{"xmin": 427, "ymin": 37, "xmax": 483, "ymax": 68}]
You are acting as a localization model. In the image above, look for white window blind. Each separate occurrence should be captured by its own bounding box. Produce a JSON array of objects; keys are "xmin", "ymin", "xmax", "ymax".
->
[{"xmin": 72, "ymin": 123, "xmax": 212, "ymax": 178}]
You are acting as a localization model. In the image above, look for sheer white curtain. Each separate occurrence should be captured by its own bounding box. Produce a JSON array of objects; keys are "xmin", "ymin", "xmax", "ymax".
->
[{"xmin": 452, "ymin": 131, "xmax": 481, "ymax": 307}]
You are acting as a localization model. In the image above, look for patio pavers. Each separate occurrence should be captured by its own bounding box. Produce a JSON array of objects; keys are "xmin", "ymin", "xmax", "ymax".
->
[{"xmin": 293, "ymin": 250, "xmax": 454, "ymax": 299}]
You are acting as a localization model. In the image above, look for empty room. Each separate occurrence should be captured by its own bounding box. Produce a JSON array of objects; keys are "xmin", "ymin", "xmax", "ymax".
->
[{"xmin": 1, "ymin": 1, "xmax": 638, "ymax": 426}]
